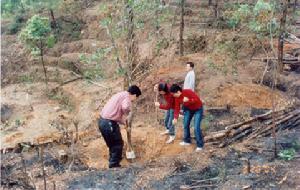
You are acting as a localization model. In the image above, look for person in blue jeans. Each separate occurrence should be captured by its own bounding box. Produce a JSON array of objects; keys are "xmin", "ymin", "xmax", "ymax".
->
[
  {"xmin": 170, "ymin": 84, "xmax": 204, "ymax": 152},
  {"xmin": 154, "ymin": 83, "xmax": 176, "ymax": 144}
]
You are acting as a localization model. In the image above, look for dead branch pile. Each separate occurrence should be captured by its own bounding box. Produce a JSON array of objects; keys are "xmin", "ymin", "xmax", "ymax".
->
[{"xmin": 205, "ymin": 107, "xmax": 300, "ymax": 147}]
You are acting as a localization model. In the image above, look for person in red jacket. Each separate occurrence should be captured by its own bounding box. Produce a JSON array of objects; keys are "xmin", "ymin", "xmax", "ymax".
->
[
  {"xmin": 154, "ymin": 83, "xmax": 176, "ymax": 144},
  {"xmin": 170, "ymin": 84, "xmax": 204, "ymax": 151}
]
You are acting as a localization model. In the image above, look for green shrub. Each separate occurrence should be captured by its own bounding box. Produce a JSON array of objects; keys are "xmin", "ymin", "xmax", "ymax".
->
[{"xmin": 278, "ymin": 148, "xmax": 296, "ymax": 161}]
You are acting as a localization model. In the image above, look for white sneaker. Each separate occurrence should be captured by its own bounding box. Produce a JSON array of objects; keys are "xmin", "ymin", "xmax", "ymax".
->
[
  {"xmin": 166, "ymin": 136, "xmax": 175, "ymax": 144},
  {"xmin": 160, "ymin": 130, "xmax": 169, "ymax": 135},
  {"xmin": 179, "ymin": 141, "xmax": 191, "ymax": 146},
  {"xmin": 195, "ymin": 147, "xmax": 203, "ymax": 152}
]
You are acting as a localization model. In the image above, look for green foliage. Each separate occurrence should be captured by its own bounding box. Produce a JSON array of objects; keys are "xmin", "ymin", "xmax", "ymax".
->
[
  {"xmin": 6, "ymin": 13, "xmax": 27, "ymax": 34},
  {"xmin": 79, "ymin": 48, "xmax": 110, "ymax": 80},
  {"xmin": 224, "ymin": 4, "xmax": 251, "ymax": 29},
  {"xmin": 223, "ymin": 0, "xmax": 278, "ymax": 36},
  {"xmin": 249, "ymin": 0, "xmax": 278, "ymax": 35},
  {"xmin": 83, "ymin": 66, "xmax": 103, "ymax": 80},
  {"xmin": 19, "ymin": 15, "xmax": 52, "ymax": 50},
  {"xmin": 253, "ymin": 0, "xmax": 272, "ymax": 15},
  {"xmin": 278, "ymin": 148, "xmax": 296, "ymax": 161},
  {"xmin": 46, "ymin": 34, "xmax": 56, "ymax": 48},
  {"xmin": 1, "ymin": 0, "xmax": 62, "ymax": 16},
  {"xmin": 1, "ymin": 0, "xmax": 23, "ymax": 16}
]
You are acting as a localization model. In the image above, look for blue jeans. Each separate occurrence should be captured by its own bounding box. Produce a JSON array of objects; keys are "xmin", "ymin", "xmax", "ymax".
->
[
  {"xmin": 183, "ymin": 107, "xmax": 204, "ymax": 148},
  {"xmin": 164, "ymin": 109, "xmax": 175, "ymax": 136}
]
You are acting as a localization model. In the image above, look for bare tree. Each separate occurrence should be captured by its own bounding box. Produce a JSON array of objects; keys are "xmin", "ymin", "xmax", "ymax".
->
[
  {"xmin": 179, "ymin": 0, "xmax": 185, "ymax": 56},
  {"xmin": 214, "ymin": 0, "xmax": 219, "ymax": 19},
  {"xmin": 278, "ymin": 0, "xmax": 288, "ymax": 72}
]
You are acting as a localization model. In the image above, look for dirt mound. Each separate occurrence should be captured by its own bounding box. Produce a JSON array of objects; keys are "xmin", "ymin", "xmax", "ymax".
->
[
  {"xmin": 213, "ymin": 84, "xmax": 290, "ymax": 109},
  {"xmin": 79, "ymin": 125, "xmax": 195, "ymax": 169}
]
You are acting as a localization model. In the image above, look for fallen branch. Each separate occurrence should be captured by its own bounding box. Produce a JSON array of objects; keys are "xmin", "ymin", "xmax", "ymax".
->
[
  {"xmin": 52, "ymin": 77, "xmax": 83, "ymax": 91},
  {"xmin": 205, "ymin": 107, "xmax": 299, "ymax": 147}
]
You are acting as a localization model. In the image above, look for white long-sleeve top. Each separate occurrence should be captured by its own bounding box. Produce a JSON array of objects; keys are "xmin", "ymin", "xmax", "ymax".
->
[{"xmin": 183, "ymin": 70, "xmax": 195, "ymax": 91}]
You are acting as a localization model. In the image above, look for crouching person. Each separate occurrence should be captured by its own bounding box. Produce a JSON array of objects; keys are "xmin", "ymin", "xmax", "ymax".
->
[
  {"xmin": 99, "ymin": 85, "xmax": 142, "ymax": 168},
  {"xmin": 154, "ymin": 83, "xmax": 176, "ymax": 144},
  {"xmin": 170, "ymin": 84, "xmax": 204, "ymax": 152}
]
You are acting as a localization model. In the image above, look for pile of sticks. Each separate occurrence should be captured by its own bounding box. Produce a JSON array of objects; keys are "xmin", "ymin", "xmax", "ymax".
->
[
  {"xmin": 252, "ymin": 55, "xmax": 300, "ymax": 65},
  {"xmin": 205, "ymin": 107, "xmax": 300, "ymax": 147}
]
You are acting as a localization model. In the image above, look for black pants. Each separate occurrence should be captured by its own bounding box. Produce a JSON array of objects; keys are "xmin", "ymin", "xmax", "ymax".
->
[{"xmin": 98, "ymin": 118, "xmax": 124, "ymax": 168}]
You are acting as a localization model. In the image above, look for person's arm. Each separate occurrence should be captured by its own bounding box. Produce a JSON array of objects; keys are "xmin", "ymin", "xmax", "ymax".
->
[
  {"xmin": 159, "ymin": 95, "xmax": 171, "ymax": 110},
  {"xmin": 121, "ymin": 98, "xmax": 131, "ymax": 124},
  {"xmin": 173, "ymin": 98, "xmax": 181, "ymax": 119},
  {"xmin": 182, "ymin": 91, "xmax": 198, "ymax": 105},
  {"xmin": 159, "ymin": 103, "xmax": 170, "ymax": 110}
]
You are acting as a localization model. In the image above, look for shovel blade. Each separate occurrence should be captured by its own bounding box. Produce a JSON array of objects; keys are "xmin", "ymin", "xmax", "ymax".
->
[{"xmin": 126, "ymin": 151, "xmax": 136, "ymax": 159}]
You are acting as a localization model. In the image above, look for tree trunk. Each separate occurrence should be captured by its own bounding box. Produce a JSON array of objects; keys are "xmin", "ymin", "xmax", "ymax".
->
[
  {"xmin": 40, "ymin": 41, "xmax": 48, "ymax": 86},
  {"xmin": 179, "ymin": 0, "xmax": 185, "ymax": 56},
  {"xmin": 271, "ymin": 61, "xmax": 277, "ymax": 158},
  {"xmin": 49, "ymin": 9, "xmax": 57, "ymax": 30},
  {"xmin": 294, "ymin": 0, "xmax": 298, "ymax": 13},
  {"xmin": 278, "ymin": 1, "xmax": 288, "ymax": 73},
  {"xmin": 214, "ymin": 0, "xmax": 219, "ymax": 19},
  {"xmin": 208, "ymin": 0, "xmax": 212, "ymax": 6},
  {"xmin": 124, "ymin": 0, "xmax": 137, "ymax": 89}
]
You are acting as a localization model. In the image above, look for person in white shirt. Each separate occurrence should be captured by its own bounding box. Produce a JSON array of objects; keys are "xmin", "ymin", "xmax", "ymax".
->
[
  {"xmin": 184, "ymin": 62, "xmax": 195, "ymax": 91},
  {"xmin": 183, "ymin": 62, "xmax": 196, "ymax": 130}
]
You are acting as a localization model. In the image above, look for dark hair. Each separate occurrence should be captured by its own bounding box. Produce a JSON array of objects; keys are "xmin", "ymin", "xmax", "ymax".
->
[
  {"xmin": 158, "ymin": 83, "xmax": 169, "ymax": 93},
  {"xmin": 128, "ymin": 85, "xmax": 142, "ymax": 97},
  {"xmin": 186, "ymin": 62, "xmax": 194, "ymax": 68},
  {"xmin": 170, "ymin": 84, "xmax": 182, "ymax": 93}
]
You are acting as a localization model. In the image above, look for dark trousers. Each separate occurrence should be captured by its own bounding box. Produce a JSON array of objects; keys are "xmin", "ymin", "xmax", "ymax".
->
[{"xmin": 98, "ymin": 118, "xmax": 124, "ymax": 168}]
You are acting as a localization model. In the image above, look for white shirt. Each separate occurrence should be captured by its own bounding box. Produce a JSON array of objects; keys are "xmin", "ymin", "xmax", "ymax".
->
[{"xmin": 184, "ymin": 70, "xmax": 195, "ymax": 91}]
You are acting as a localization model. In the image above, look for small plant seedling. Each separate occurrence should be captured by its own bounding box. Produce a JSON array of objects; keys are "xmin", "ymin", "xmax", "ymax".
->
[{"xmin": 278, "ymin": 148, "xmax": 296, "ymax": 161}]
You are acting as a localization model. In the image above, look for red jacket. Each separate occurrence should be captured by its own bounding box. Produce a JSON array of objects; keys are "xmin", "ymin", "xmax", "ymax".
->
[
  {"xmin": 159, "ymin": 92, "xmax": 175, "ymax": 110},
  {"xmin": 174, "ymin": 89, "xmax": 203, "ymax": 119}
]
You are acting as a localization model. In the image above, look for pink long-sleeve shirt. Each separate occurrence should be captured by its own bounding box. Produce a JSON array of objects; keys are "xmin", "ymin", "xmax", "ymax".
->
[{"xmin": 100, "ymin": 91, "xmax": 131, "ymax": 124}]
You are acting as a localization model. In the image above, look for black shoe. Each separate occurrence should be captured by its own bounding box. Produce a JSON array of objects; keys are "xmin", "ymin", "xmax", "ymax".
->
[{"xmin": 109, "ymin": 164, "xmax": 121, "ymax": 168}]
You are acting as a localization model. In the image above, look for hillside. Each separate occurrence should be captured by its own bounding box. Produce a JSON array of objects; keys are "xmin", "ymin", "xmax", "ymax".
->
[{"xmin": 1, "ymin": 0, "xmax": 300, "ymax": 189}]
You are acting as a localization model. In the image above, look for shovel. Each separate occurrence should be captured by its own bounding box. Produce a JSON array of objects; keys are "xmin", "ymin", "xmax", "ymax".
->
[{"xmin": 125, "ymin": 120, "xmax": 136, "ymax": 159}]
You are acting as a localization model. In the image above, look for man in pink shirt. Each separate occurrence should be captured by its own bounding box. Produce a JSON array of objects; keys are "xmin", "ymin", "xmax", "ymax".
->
[{"xmin": 99, "ymin": 85, "xmax": 141, "ymax": 168}]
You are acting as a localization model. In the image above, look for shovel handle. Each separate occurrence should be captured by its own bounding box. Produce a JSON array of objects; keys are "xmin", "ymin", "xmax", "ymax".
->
[{"xmin": 125, "ymin": 120, "xmax": 133, "ymax": 151}]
